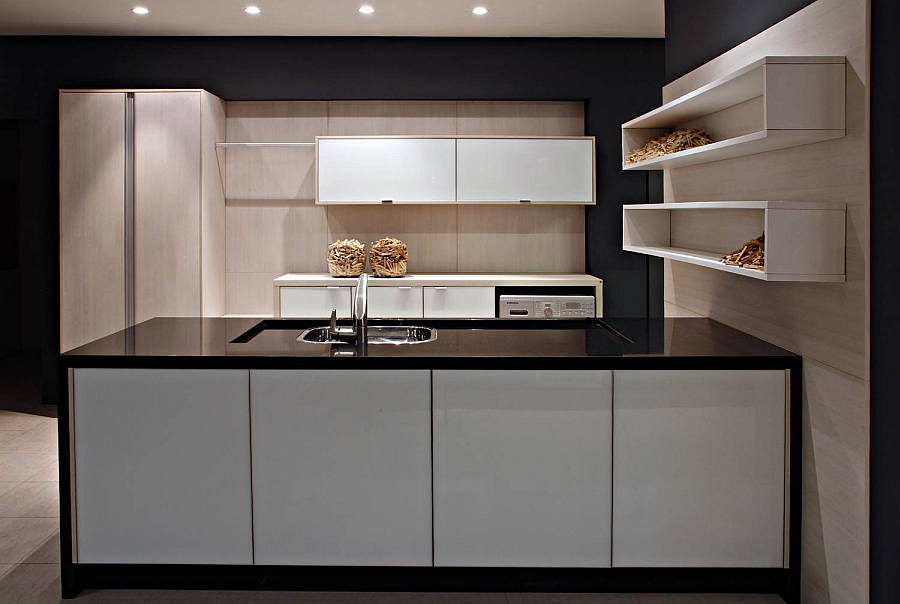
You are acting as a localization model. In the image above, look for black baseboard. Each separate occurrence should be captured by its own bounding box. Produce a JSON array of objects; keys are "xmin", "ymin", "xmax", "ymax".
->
[{"xmin": 71, "ymin": 565, "xmax": 790, "ymax": 601}]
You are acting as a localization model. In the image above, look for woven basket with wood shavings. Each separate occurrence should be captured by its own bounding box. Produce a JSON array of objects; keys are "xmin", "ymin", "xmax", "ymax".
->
[
  {"xmin": 369, "ymin": 237, "xmax": 408, "ymax": 277},
  {"xmin": 624, "ymin": 129, "xmax": 714, "ymax": 166},
  {"xmin": 327, "ymin": 239, "xmax": 366, "ymax": 277},
  {"xmin": 720, "ymin": 232, "xmax": 765, "ymax": 271}
]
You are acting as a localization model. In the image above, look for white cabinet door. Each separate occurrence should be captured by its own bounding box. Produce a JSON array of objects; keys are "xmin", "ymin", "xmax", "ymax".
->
[
  {"xmin": 433, "ymin": 370, "xmax": 613, "ymax": 567},
  {"xmin": 280, "ymin": 286, "xmax": 351, "ymax": 318},
  {"xmin": 364, "ymin": 286, "xmax": 424, "ymax": 318},
  {"xmin": 73, "ymin": 369, "xmax": 252, "ymax": 564},
  {"xmin": 457, "ymin": 138, "xmax": 594, "ymax": 203},
  {"xmin": 251, "ymin": 370, "xmax": 432, "ymax": 565},
  {"xmin": 423, "ymin": 286, "xmax": 494, "ymax": 318},
  {"xmin": 317, "ymin": 138, "xmax": 457, "ymax": 204},
  {"xmin": 612, "ymin": 370, "xmax": 786, "ymax": 568}
]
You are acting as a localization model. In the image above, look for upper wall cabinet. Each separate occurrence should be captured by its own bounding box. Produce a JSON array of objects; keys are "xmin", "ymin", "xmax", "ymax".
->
[
  {"xmin": 456, "ymin": 138, "xmax": 595, "ymax": 204},
  {"xmin": 316, "ymin": 137, "xmax": 457, "ymax": 204},
  {"xmin": 316, "ymin": 135, "xmax": 596, "ymax": 205},
  {"xmin": 621, "ymin": 56, "xmax": 846, "ymax": 170}
]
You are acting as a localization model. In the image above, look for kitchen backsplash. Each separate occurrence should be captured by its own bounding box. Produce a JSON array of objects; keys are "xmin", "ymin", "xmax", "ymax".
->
[{"xmin": 224, "ymin": 100, "xmax": 586, "ymax": 315}]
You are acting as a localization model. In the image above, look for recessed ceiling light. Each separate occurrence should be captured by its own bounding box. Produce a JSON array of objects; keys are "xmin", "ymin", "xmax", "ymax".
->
[
  {"xmin": 245, "ymin": 6, "xmax": 262, "ymax": 15},
  {"xmin": 132, "ymin": 6, "xmax": 149, "ymax": 15},
  {"xmin": 472, "ymin": 6, "xmax": 488, "ymax": 15},
  {"xmin": 359, "ymin": 5, "xmax": 375, "ymax": 14}
]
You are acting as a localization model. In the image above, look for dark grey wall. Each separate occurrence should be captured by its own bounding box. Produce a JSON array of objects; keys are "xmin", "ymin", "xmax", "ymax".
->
[
  {"xmin": 870, "ymin": 0, "xmax": 900, "ymax": 601},
  {"xmin": 664, "ymin": 0, "xmax": 816, "ymax": 82},
  {"xmin": 0, "ymin": 36, "xmax": 665, "ymax": 403}
]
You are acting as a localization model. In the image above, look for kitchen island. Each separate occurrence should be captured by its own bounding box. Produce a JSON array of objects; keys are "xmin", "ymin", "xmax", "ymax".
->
[{"xmin": 57, "ymin": 317, "xmax": 800, "ymax": 602}]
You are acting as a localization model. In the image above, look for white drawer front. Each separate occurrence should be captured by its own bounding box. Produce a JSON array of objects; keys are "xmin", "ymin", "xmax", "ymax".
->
[
  {"xmin": 280, "ymin": 287, "xmax": 352, "ymax": 318},
  {"xmin": 363, "ymin": 286, "xmax": 424, "ymax": 318},
  {"xmin": 423, "ymin": 286, "xmax": 494, "ymax": 318}
]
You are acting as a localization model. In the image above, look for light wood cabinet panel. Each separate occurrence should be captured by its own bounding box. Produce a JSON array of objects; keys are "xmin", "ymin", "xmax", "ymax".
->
[
  {"xmin": 612, "ymin": 369, "xmax": 785, "ymax": 568},
  {"xmin": 73, "ymin": 369, "xmax": 253, "ymax": 564},
  {"xmin": 250, "ymin": 369, "xmax": 432, "ymax": 565},
  {"xmin": 59, "ymin": 92, "xmax": 126, "ymax": 352},
  {"xmin": 433, "ymin": 370, "xmax": 613, "ymax": 567},
  {"xmin": 134, "ymin": 92, "xmax": 202, "ymax": 323},
  {"xmin": 317, "ymin": 137, "xmax": 457, "ymax": 204},
  {"xmin": 201, "ymin": 92, "xmax": 227, "ymax": 316},
  {"xmin": 457, "ymin": 138, "xmax": 595, "ymax": 203}
]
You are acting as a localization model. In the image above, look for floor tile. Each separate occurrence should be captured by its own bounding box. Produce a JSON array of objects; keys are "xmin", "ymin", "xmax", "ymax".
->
[
  {"xmin": 0, "ymin": 482, "xmax": 60, "ymax": 518},
  {"xmin": 0, "ymin": 422, "xmax": 59, "ymax": 455},
  {"xmin": 0, "ymin": 562, "xmax": 60, "ymax": 603},
  {"xmin": 0, "ymin": 517, "xmax": 59, "ymax": 563},
  {"xmin": 22, "ymin": 530, "xmax": 59, "ymax": 564},
  {"xmin": 0, "ymin": 431, "xmax": 24, "ymax": 446},
  {"xmin": 0, "ymin": 411, "xmax": 45, "ymax": 432},
  {"xmin": 0, "ymin": 454, "xmax": 57, "ymax": 482},
  {"xmin": 0, "ymin": 481, "xmax": 21, "ymax": 498},
  {"xmin": 26, "ymin": 460, "xmax": 59, "ymax": 482}
]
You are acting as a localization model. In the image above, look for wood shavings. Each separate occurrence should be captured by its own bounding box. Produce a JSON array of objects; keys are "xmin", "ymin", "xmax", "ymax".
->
[
  {"xmin": 369, "ymin": 237, "xmax": 408, "ymax": 277},
  {"xmin": 720, "ymin": 232, "xmax": 765, "ymax": 271},
  {"xmin": 327, "ymin": 239, "xmax": 366, "ymax": 277},
  {"xmin": 624, "ymin": 129, "xmax": 714, "ymax": 165}
]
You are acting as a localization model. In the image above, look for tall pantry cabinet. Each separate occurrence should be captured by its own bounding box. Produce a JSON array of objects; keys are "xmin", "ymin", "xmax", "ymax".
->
[{"xmin": 60, "ymin": 90, "xmax": 226, "ymax": 352}]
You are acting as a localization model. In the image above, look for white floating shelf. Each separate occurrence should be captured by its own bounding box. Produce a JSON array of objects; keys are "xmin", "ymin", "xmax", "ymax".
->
[
  {"xmin": 622, "ymin": 56, "xmax": 846, "ymax": 171},
  {"xmin": 215, "ymin": 142, "xmax": 316, "ymax": 148},
  {"xmin": 622, "ymin": 201, "xmax": 846, "ymax": 282}
]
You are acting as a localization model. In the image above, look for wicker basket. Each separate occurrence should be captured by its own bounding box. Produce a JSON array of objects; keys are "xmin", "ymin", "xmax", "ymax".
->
[
  {"xmin": 326, "ymin": 239, "xmax": 366, "ymax": 277},
  {"xmin": 369, "ymin": 237, "xmax": 408, "ymax": 277}
]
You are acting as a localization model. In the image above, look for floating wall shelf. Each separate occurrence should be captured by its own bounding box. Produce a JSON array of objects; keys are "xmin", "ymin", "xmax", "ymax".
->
[
  {"xmin": 622, "ymin": 201, "xmax": 846, "ymax": 282},
  {"xmin": 621, "ymin": 56, "xmax": 846, "ymax": 171}
]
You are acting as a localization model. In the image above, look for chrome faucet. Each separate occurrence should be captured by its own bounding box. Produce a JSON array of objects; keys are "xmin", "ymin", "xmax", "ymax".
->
[
  {"xmin": 327, "ymin": 273, "xmax": 368, "ymax": 352},
  {"xmin": 353, "ymin": 273, "xmax": 368, "ymax": 350}
]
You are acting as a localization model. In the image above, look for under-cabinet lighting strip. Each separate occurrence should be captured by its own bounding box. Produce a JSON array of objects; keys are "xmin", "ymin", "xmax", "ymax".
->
[{"xmin": 215, "ymin": 142, "xmax": 316, "ymax": 148}]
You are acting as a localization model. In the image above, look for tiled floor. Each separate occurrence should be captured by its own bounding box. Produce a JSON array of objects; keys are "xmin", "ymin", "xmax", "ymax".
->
[{"xmin": 0, "ymin": 408, "xmax": 784, "ymax": 604}]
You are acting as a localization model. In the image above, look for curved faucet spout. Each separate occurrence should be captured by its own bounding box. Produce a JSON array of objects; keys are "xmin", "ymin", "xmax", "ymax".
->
[{"xmin": 354, "ymin": 273, "xmax": 368, "ymax": 352}]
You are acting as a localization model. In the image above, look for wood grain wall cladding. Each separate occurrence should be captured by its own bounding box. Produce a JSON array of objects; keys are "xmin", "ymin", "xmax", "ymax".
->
[
  {"xmin": 662, "ymin": 0, "xmax": 869, "ymax": 602},
  {"xmin": 224, "ymin": 100, "xmax": 586, "ymax": 315}
]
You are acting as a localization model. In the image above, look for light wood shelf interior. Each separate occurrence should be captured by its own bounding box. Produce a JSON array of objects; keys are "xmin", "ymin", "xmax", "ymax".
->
[
  {"xmin": 622, "ymin": 201, "xmax": 846, "ymax": 282},
  {"xmin": 621, "ymin": 56, "xmax": 846, "ymax": 170}
]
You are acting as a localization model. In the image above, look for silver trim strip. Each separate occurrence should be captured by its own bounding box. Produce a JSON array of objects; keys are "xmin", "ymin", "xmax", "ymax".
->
[{"xmin": 125, "ymin": 93, "xmax": 135, "ymax": 341}]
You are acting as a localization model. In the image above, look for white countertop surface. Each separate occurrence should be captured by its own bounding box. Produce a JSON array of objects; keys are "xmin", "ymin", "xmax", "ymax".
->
[{"xmin": 274, "ymin": 273, "xmax": 603, "ymax": 287}]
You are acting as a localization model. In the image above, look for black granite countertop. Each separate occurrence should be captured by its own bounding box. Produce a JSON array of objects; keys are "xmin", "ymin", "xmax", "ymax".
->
[{"xmin": 59, "ymin": 317, "xmax": 799, "ymax": 371}]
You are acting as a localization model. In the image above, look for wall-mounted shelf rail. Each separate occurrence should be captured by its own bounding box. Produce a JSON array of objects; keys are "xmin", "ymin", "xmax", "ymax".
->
[
  {"xmin": 622, "ymin": 201, "xmax": 846, "ymax": 282},
  {"xmin": 621, "ymin": 56, "xmax": 847, "ymax": 170},
  {"xmin": 215, "ymin": 142, "xmax": 316, "ymax": 148}
]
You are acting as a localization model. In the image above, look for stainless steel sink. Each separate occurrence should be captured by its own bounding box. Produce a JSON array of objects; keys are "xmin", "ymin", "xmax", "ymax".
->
[{"xmin": 298, "ymin": 325, "xmax": 437, "ymax": 345}]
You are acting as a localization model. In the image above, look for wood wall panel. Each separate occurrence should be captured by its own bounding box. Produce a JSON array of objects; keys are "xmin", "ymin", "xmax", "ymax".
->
[
  {"xmin": 225, "ymin": 100, "xmax": 587, "ymax": 315},
  {"xmin": 456, "ymin": 101, "xmax": 585, "ymax": 136},
  {"xmin": 226, "ymin": 198, "xmax": 329, "ymax": 274},
  {"xmin": 59, "ymin": 92, "xmax": 126, "ymax": 352},
  {"xmin": 225, "ymin": 101, "xmax": 326, "ymax": 200},
  {"xmin": 457, "ymin": 205, "xmax": 585, "ymax": 273},
  {"xmin": 201, "ymin": 92, "xmax": 227, "ymax": 317},
  {"xmin": 661, "ymin": 1, "xmax": 869, "ymax": 602},
  {"xmin": 327, "ymin": 100, "xmax": 458, "ymax": 135},
  {"xmin": 135, "ymin": 92, "xmax": 202, "ymax": 323}
]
